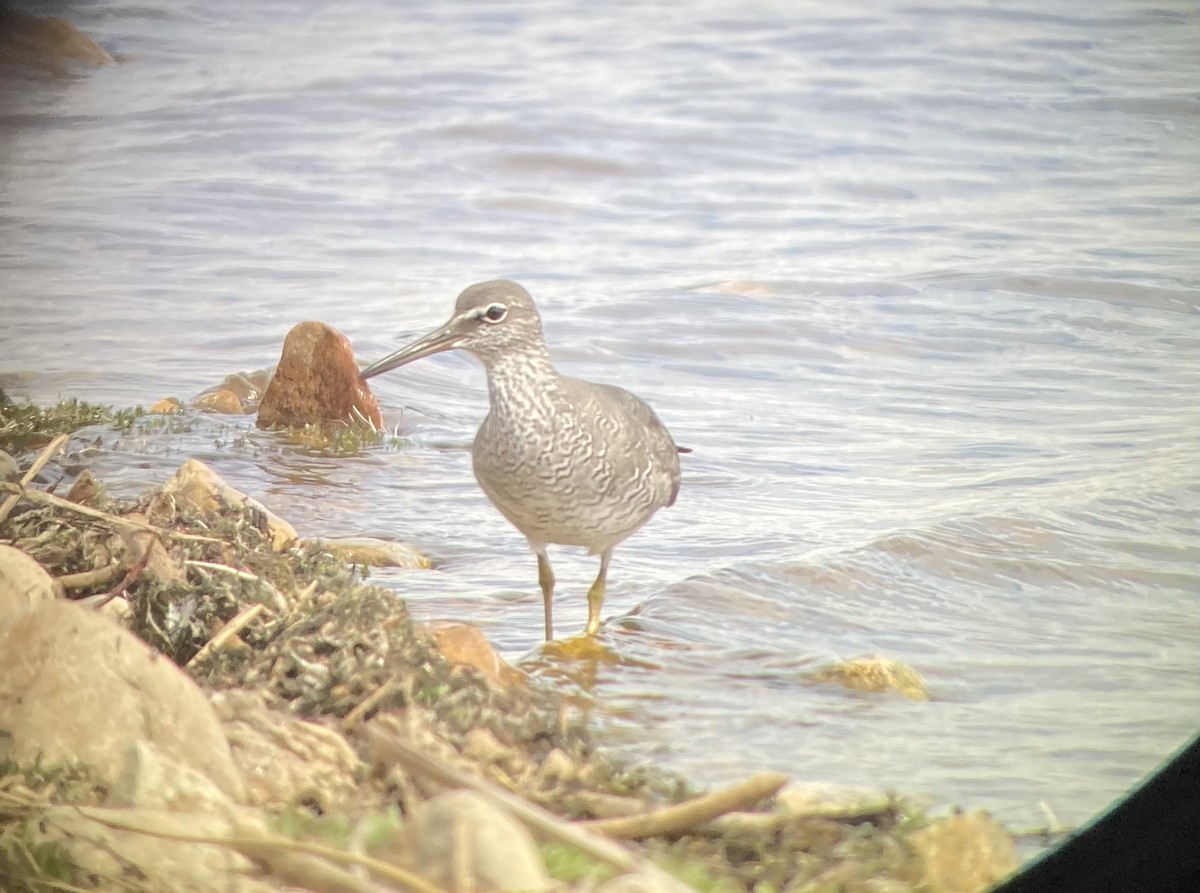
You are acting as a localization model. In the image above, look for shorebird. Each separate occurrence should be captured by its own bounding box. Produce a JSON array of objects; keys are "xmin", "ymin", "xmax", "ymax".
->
[{"xmin": 359, "ymin": 280, "xmax": 687, "ymax": 640}]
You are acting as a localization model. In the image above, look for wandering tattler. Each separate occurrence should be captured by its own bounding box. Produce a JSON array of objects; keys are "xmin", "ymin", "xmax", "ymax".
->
[{"xmin": 359, "ymin": 280, "xmax": 687, "ymax": 640}]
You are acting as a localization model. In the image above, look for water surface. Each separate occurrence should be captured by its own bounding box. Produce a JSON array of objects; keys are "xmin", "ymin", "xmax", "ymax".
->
[{"xmin": 2, "ymin": 0, "xmax": 1198, "ymax": 835}]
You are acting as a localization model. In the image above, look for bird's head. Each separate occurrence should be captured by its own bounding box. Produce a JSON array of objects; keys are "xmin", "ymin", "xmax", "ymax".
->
[{"xmin": 359, "ymin": 280, "xmax": 545, "ymax": 378}]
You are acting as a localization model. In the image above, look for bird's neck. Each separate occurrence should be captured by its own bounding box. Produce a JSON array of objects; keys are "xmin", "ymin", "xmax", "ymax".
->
[{"xmin": 482, "ymin": 346, "xmax": 559, "ymax": 410}]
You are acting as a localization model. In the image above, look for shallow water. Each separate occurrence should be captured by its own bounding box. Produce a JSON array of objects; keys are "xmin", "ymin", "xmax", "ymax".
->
[{"xmin": 2, "ymin": 0, "xmax": 1198, "ymax": 835}]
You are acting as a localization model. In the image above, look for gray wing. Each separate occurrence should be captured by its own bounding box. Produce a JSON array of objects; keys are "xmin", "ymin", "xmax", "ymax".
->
[{"xmin": 586, "ymin": 381, "xmax": 685, "ymax": 507}]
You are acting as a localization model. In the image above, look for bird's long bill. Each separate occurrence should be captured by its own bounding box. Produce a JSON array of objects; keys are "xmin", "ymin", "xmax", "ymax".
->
[{"xmin": 359, "ymin": 322, "xmax": 463, "ymax": 380}]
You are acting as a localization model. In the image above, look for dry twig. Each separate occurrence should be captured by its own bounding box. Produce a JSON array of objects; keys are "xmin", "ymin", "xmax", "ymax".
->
[
  {"xmin": 0, "ymin": 480, "xmax": 222, "ymax": 543},
  {"xmin": 89, "ymin": 530, "xmax": 157, "ymax": 610},
  {"xmin": 186, "ymin": 559, "xmax": 287, "ymax": 611},
  {"xmin": 582, "ymin": 771, "xmax": 789, "ymax": 840},
  {"xmin": 340, "ymin": 677, "xmax": 401, "ymax": 732},
  {"xmin": 0, "ymin": 433, "xmax": 68, "ymax": 525},
  {"xmin": 57, "ymin": 562, "xmax": 121, "ymax": 590},
  {"xmin": 187, "ymin": 603, "xmax": 267, "ymax": 667},
  {"xmin": 72, "ymin": 806, "xmax": 448, "ymax": 893},
  {"xmin": 364, "ymin": 729, "xmax": 646, "ymax": 876}
]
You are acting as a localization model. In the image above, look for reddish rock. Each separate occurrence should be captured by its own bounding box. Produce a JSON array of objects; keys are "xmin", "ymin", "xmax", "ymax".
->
[
  {"xmin": 0, "ymin": 10, "xmax": 113, "ymax": 73},
  {"xmin": 66, "ymin": 469, "xmax": 104, "ymax": 505},
  {"xmin": 256, "ymin": 322, "xmax": 383, "ymax": 430},
  {"xmin": 420, "ymin": 621, "xmax": 527, "ymax": 689},
  {"xmin": 149, "ymin": 397, "xmax": 184, "ymax": 415},
  {"xmin": 195, "ymin": 372, "xmax": 269, "ymax": 409}
]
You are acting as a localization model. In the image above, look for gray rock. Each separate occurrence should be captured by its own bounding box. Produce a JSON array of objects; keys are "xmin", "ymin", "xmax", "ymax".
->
[
  {"xmin": 110, "ymin": 740, "xmax": 238, "ymax": 815},
  {"xmin": 405, "ymin": 789, "xmax": 553, "ymax": 892},
  {"xmin": 154, "ymin": 458, "xmax": 296, "ymax": 552},
  {"xmin": 0, "ymin": 544, "xmax": 59, "ymax": 628},
  {"xmin": 776, "ymin": 781, "xmax": 893, "ymax": 819},
  {"xmin": 0, "ymin": 600, "xmax": 245, "ymax": 801},
  {"xmin": 41, "ymin": 806, "xmax": 271, "ymax": 893}
]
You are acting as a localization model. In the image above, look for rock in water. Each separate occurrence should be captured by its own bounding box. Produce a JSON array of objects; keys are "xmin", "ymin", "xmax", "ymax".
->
[{"xmin": 257, "ymin": 321, "xmax": 383, "ymax": 429}]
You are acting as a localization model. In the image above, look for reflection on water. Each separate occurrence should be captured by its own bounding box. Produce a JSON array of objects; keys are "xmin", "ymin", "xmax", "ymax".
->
[{"xmin": 2, "ymin": 0, "xmax": 1198, "ymax": 836}]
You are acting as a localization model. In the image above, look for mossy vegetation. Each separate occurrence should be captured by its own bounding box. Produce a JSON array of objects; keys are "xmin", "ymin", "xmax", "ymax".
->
[
  {"xmin": 542, "ymin": 841, "xmax": 619, "ymax": 885},
  {"xmin": 0, "ymin": 759, "xmax": 108, "ymax": 893},
  {"xmin": 0, "ymin": 398, "xmax": 147, "ymax": 451},
  {"xmin": 264, "ymin": 418, "xmax": 396, "ymax": 456}
]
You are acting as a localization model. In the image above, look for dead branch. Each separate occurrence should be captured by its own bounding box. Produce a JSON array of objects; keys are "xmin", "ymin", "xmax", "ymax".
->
[
  {"xmin": 0, "ymin": 433, "xmax": 68, "ymax": 525},
  {"xmin": 0, "ymin": 480, "xmax": 222, "ymax": 544},
  {"xmin": 72, "ymin": 806, "xmax": 448, "ymax": 893},
  {"xmin": 187, "ymin": 603, "xmax": 267, "ymax": 667},
  {"xmin": 364, "ymin": 728, "xmax": 648, "ymax": 877},
  {"xmin": 582, "ymin": 772, "xmax": 789, "ymax": 840}
]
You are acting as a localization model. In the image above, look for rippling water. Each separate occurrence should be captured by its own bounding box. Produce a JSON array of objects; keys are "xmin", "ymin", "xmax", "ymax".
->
[{"xmin": 3, "ymin": 0, "xmax": 1198, "ymax": 836}]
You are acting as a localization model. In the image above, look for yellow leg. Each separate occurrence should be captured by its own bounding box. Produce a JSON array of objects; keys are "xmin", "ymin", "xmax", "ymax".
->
[
  {"xmin": 585, "ymin": 549, "xmax": 612, "ymax": 636},
  {"xmin": 537, "ymin": 551, "xmax": 555, "ymax": 641}
]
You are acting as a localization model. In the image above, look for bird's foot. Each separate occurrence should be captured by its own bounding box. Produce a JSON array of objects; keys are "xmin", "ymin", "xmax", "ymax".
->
[{"xmin": 540, "ymin": 633, "xmax": 620, "ymax": 663}]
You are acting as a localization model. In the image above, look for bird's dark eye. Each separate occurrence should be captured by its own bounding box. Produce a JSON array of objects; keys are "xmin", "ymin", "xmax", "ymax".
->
[{"xmin": 481, "ymin": 303, "xmax": 507, "ymax": 323}]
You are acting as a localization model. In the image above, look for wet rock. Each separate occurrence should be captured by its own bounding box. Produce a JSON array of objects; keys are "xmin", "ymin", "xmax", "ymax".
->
[
  {"xmin": 65, "ymin": 468, "xmax": 105, "ymax": 504},
  {"xmin": 39, "ymin": 806, "xmax": 270, "ymax": 893},
  {"xmin": 402, "ymin": 789, "xmax": 553, "ymax": 892},
  {"xmin": 150, "ymin": 396, "xmax": 185, "ymax": 414},
  {"xmin": 0, "ymin": 544, "xmax": 60, "ymax": 628},
  {"xmin": 316, "ymin": 535, "xmax": 432, "ymax": 569},
  {"xmin": 152, "ymin": 458, "xmax": 297, "ymax": 550},
  {"xmin": 212, "ymin": 689, "xmax": 362, "ymax": 810},
  {"xmin": 192, "ymin": 387, "xmax": 248, "ymax": 415},
  {"xmin": 190, "ymin": 372, "xmax": 270, "ymax": 416},
  {"xmin": 256, "ymin": 321, "xmax": 383, "ymax": 430},
  {"xmin": 0, "ymin": 600, "xmax": 245, "ymax": 800},
  {"xmin": 232, "ymin": 371, "xmax": 271, "ymax": 402},
  {"xmin": 910, "ymin": 811, "xmax": 1018, "ymax": 893},
  {"xmin": 421, "ymin": 620, "xmax": 527, "ymax": 688},
  {"xmin": 811, "ymin": 654, "xmax": 930, "ymax": 700},
  {"xmin": 0, "ymin": 9, "xmax": 113, "ymax": 73},
  {"xmin": 776, "ymin": 781, "xmax": 893, "ymax": 820}
]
